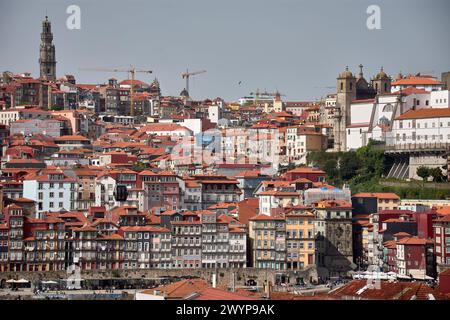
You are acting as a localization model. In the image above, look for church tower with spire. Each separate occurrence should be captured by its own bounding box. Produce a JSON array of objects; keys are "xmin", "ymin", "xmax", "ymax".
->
[
  {"xmin": 39, "ymin": 16, "xmax": 56, "ymax": 81},
  {"xmin": 334, "ymin": 66, "xmax": 356, "ymax": 151}
]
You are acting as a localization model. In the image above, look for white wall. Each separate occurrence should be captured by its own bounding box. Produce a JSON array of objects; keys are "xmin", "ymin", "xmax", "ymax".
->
[
  {"xmin": 346, "ymin": 126, "xmax": 369, "ymax": 150},
  {"xmin": 23, "ymin": 180, "xmax": 75, "ymax": 218},
  {"xmin": 350, "ymin": 102, "xmax": 373, "ymax": 124},
  {"xmin": 393, "ymin": 116, "xmax": 450, "ymax": 145},
  {"xmin": 181, "ymin": 119, "xmax": 202, "ymax": 135},
  {"xmin": 431, "ymin": 90, "xmax": 450, "ymax": 108}
]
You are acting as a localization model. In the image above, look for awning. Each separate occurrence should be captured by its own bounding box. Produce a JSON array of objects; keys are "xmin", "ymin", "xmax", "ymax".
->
[
  {"xmin": 41, "ymin": 280, "xmax": 58, "ymax": 285},
  {"xmin": 16, "ymin": 279, "xmax": 30, "ymax": 283}
]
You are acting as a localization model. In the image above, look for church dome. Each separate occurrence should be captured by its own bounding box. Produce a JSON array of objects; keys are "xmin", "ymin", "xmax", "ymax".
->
[
  {"xmin": 180, "ymin": 88, "xmax": 189, "ymax": 97},
  {"xmin": 339, "ymin": 66, "xmax": 354, "ymax": 78},
  {"xmin": 375, "ymin": 67, "xmax": 389, "ymax": 80}
]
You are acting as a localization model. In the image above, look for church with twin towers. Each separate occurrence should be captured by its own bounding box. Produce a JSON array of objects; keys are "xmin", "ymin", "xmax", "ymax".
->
[{"xmin": 333, "ymin": 64, "xmax": 392, "ymax": 151}]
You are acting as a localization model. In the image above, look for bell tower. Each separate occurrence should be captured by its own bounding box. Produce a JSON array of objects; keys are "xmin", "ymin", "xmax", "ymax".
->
[
  {"xmin": 372, "ymin": 67, "xmax": 391, "ymax": 95},
  {"xmin": 334, "ymin": 66, "xmax": 356, "ymax": 151},
  {"xmin": 39, "ymin": 16, "xmax": 57, "ymax": 81}
]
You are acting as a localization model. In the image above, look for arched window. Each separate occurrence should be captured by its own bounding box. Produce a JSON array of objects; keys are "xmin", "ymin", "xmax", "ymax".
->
[{"xmin": 383, "ymin": 103, "xmax": 394, "ymax": 112}]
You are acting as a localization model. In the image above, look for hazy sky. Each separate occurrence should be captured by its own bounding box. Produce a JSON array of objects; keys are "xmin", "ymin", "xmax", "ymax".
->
[{"xmin": 1, "ymin": 0, "xmax": 449, "ymax": 101}]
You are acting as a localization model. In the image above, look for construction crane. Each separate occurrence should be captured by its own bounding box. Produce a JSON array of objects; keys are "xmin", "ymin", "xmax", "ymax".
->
[
  {"xmin": 181, "ymin": 69, "xmax": 206, "ymax": 98},
  {"xmin": 79, "ymin": 66, "xmax": 152, "ymax": 116}
]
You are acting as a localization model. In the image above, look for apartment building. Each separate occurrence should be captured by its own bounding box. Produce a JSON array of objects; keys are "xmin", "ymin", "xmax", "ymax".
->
[
  {"xmin": 285, "ymin": 210, "xmax": 315, "ymax": 270},
  {"xmin": 257, "ymin": 189, "xmax": 301, "ymax": 216},
  {"xmin": 433, "ymin": 215, "xmax": 450, "ymax": 272},
  {"xmin": 285, "ymin": 126, "xmax": 327, "ymax": 164},
  {"xmin": 0, "ymin": 107, "xmax": 52, "ymax": 125},
  {"xmin": 119, "ymin": 226, "xmax": 172, "ymax": 269},
  {"xmin": 171, "ymin": 218, "xmax": 202, "ymax": 268},
  {"xmin": 23, "ymin": 169, "xmax": 77, "ymax": 217},
  {"xmin": 396, "ymin": 236, "xmax": 435, "ymax": 278},
  {"xmin": 194, "ymin": 175, "xmax": 241, "ymax": 209},
  {"xmin": 200, "ymin": 211, "xmax": 230, "ymax": 268},
  {"xmin": 96, "ymin": 234, "xmax": 125, "ymax": 270},
  {"xmin": 72, "ymin": 225, "xmax": 98, "ymax": 270},
  {"xmin": 0, "ymin": 223, "xmax": 8, "ymax": 272},
  {"xmin": 249, "ymin": 215, "xmax": 286, "ymax": 269},
  {"xmin": 140, "ymin": 170, "xmax": 182, "ymax": 211},
  {"xmin": 228, "ymin": 227, "xmax": 247, "ymax": 268},
  {"xmin": 4, "ymin": 204, "xmax": 24, "ymax": 271},
  {"xmin": 23, "ymin": 216, "xmax": 66, "ymax": 271}
]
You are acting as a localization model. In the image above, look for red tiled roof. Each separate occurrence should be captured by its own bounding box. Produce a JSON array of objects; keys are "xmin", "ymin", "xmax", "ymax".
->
[
  {"xmin": 120, "ymin": 226, "xmax": 169, "ymax": 233},
  {"xmin": 392, "ymin": 76, "xmax": 443, "ymax": 86},
  {"xmin": 140, "ymin": 279, "xmax": 208, "ymax": 299},
  {"xmin": 395, "ymin": 108, "xmax": 450, "ymax": 120},
  {"xmin": 54, "ymin": 135, "xmax": 90, "ymax": 141},
  {"xmin": 330, "ymin": 279, "xmax": 439, "ymax": 300},
  {"xmin": 286, "ymin": 167, "xmax": 325, "ymax": 174},
  {"xmin": 194, "ymin": 288, "xmax": 258, "ymax": 300},
  {"xmin": 397, "ymin": 236, "xmax": 433, "ymax": 245},
  {"xmin": 352, "ymin": 192, "xmax": 400, "ymax": 200},
  {"xmin": 392, "ymin": 87, "xmax": 430, "ymax": 95},
  {"xmin": 249, "ymin": 214, "xmax": 285, "ymax": 221}
]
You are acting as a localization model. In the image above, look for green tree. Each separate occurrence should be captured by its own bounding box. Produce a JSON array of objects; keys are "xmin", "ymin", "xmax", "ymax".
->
[
  {"xmin": 416, "ymin": 166, "xmax": 431, "ymax": 184},
  {"xmin": 323, "ymin": 158, "xmax": 340, "ymax": 185},
  {"xmin": 430, "ymin": 167, "xmax": 445, "ymax": 182},
  {"xmin": 132, "ymin": 161, "xmax": 148, "ymax": 171},
  {"xmin": 339, "ymin": 151, "xmax": 360, "ymax": 181}
]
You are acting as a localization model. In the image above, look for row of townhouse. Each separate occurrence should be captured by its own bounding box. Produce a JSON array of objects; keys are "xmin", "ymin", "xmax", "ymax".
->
[
  {"xmin": 248, "ymin": 199, "xmax": 354, "ymax": 277},
  {"xmin": 14, "ymin": 165, "xmax": 242, "ymax": 219},
  {"xmin": 351, "ymin": 192, "xmax": 401, "ymax": 267},
  {"xmin": 351, "ymin": 192, "xmax": 449, "ymax": 278},
  {"xmin": 0, "ymin": 203, "xmax": 247, "ymax": 272},
  {"xmin": 383, "ymin": 232, "xmax": 435, "ymax": 279}
]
